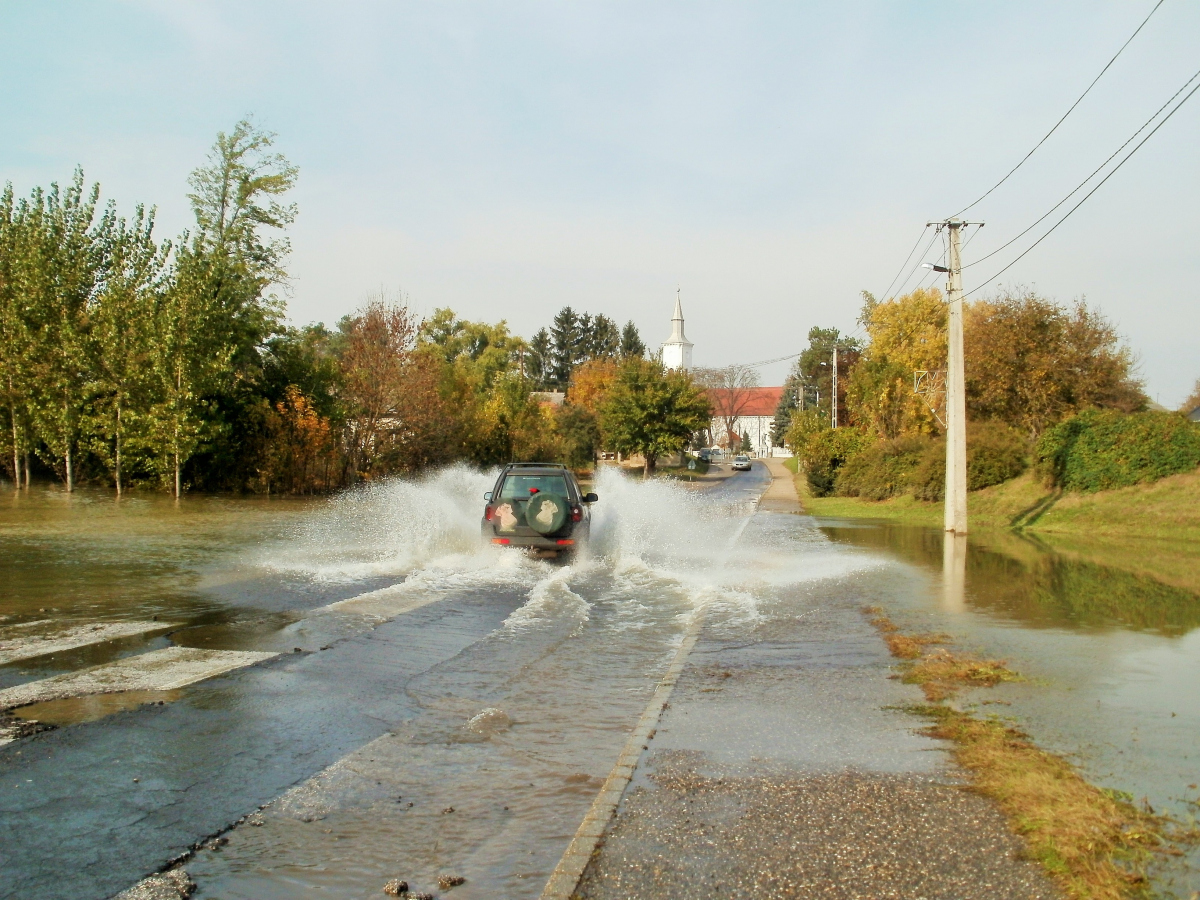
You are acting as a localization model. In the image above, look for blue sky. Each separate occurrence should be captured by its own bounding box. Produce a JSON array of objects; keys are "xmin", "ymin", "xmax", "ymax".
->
[{"xmin": 2, "ymin": 1, "xmax": 1197, "ymax": 404}]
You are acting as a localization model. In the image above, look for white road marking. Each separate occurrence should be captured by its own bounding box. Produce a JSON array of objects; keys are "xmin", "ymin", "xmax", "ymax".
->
[
  {"xmin": 0, "ymin": 647, "xmax": 279, "ymax": 710},
  {"xmin": 0, "ymin": 620, "xmax": 179, "ymax": 665}
]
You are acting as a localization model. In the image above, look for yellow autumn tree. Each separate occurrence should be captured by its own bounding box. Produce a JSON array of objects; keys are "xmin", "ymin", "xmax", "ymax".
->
[{"xmin": 846, "ymin": 288, "xmax": 946, "ymax": 438}]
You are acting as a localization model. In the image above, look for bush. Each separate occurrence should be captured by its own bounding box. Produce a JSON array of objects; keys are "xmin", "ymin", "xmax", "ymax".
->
[
  {"xmin": 910, "ymin": 422, "xmax": 1029, "ymax": 502},
  {"xmin": 966, "ymin": 421, "xmax": 1028, "ymax": 490},
  {"xmin": 1036, "ymin": 409, "xmax": 1200, "ymax": 492},
  {"xmin": 834, "ymin": 434, "xmax": 932, "ymax": 500},
  {"xmin": 798, "ymin": 428, "xmax": 869, "ymax": 497}
]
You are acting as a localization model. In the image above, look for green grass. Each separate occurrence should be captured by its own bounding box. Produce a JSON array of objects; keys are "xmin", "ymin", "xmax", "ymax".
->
[{"xmin": 795, "ymin": 467, "xmax": 1200, "ymax": 543}]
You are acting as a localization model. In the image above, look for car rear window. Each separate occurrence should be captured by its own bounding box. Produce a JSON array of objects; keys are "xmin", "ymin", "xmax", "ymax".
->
[{"xmin": 498, "ymin": 474, "xmax": 570, "ymax": 501}]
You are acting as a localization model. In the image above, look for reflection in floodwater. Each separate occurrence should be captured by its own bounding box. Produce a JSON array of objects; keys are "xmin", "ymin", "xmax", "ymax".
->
[
  {"xmin": 942, "ymin": 533, "xmax": 967, "ymax": 615},
  {"xmin": 822, "ymin": 521, "xmax": 1200, "ymax": 635}
]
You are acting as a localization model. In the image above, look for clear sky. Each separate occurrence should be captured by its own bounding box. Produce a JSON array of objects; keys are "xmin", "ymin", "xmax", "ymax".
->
[{"xmin": 2, "ymin": 1, "xmax": 1197, "ymax": 404}]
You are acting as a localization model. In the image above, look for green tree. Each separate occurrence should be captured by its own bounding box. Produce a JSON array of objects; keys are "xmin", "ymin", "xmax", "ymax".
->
[
  {"xmin": 582, "ymin": 313, "xmax": 620, "ymax": 361},
  {"xmin": 87, "ymin": 205, "xmax": 169, "ymax": 494},
  {"xmin": 149, "ymin": 120, "xmax": 297, "ymax": 495},
  {"xmin": 17, "ymin": 171, "xmax": 106, "ymax": 491},
  {"xmin": 418, "ymin": 307, "xmax": 525, "ymax": 391},
  {"xmin": 550, "ymin": 306, "xmax": 583, "ymax": 387},
  {"xmin": 0, "ymin": 183, "xmax": 34, "ymax": 486},
  {"xmin": 526, "ymin": 328, "xmax": 552, "ymax": 389},
  {"xmin": 600, "ymin": 359, "xmax": 711, "ymax": 476},
  {"xmin": 620, "ymin": 320, "xmax": 646, "ymax": 359},
  {"xmin": 797, "ymin": 326, "xmax": 862, "ymax": 429}
]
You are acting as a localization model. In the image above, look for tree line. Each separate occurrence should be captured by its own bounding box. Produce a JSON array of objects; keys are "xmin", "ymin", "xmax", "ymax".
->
[
  {"xmin": 1, "ymin": 123, "xmax": 709, "ymax": 494},
  {"xmin": 777, "ymin": 285, "xmax": 1162, "ymax": 499},
  {"xmin": 1, "ymin": 120, "xmax": 297, "ymax": 496}
]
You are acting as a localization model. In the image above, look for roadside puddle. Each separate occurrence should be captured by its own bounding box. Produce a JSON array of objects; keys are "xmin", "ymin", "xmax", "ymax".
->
[{"xmin": 13, "ymin": 689, "xmax": 184, "ymax": 726}]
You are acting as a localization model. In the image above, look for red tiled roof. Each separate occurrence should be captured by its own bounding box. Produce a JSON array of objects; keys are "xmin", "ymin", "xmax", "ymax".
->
[{"xmin": 707, "ymin": 386, "xmax": 784, "ymax": 418}]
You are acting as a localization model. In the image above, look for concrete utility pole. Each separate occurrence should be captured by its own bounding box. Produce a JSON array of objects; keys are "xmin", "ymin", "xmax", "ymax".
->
[
  {"xmin": 831, "ymin": 346, "xmax": 838, "ymax": 429},
  {"xmin": 943, "ymin": 221, "xmax": 968, "ymax": 534}
]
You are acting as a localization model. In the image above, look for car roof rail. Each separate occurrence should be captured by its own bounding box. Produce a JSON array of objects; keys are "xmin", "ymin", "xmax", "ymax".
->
[{"xmin": 505, "ymin": 462, "xmax": 568, "ymax": 469}]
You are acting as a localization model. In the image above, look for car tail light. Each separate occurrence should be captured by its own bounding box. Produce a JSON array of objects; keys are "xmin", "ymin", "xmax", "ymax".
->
[
  {"xmin": 485, "ymin": 504, "xmax": 495, "ymax": 521},
  {"xmin": 570, "ymin": 505, "xmax": 582, "ymax": 522},
  {"xmin": 492, "ymin": 538, "xmax": 510, "ymax": 545},
  {"xmin": 556, "ymin": 539, "xmax": 574, "ymax": 545}
]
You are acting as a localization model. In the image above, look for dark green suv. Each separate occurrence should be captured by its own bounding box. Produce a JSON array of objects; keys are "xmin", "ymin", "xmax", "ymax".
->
[{"xmin": 481, "ymin": 463, "xmax": 598, "ymax": 558}]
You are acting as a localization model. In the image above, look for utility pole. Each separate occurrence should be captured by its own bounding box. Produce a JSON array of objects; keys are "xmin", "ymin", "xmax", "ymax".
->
[
  {"xmin": 943, "ymin": 220, "xmax": 968, "ymax": 534},
  {"xmin": 831, "ymin": 346, "xmax": 838, "ymax": 429}
]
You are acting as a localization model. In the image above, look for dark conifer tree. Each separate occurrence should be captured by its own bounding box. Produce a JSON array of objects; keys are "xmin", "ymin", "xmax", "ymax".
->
[
  {"xmin": 527, "ymin": 328, "xmax": 552, "ymax": 388},
  {"xmin": 620, "ymin": 320, "xmax": 646, "ymax": 359},
  {"xmin": 550, "ymin": 307, "xmax": 582, "ymax": 387},
  {"xmin": 586, "ymin": 314, "xmax": 621, "ymax": 360}
]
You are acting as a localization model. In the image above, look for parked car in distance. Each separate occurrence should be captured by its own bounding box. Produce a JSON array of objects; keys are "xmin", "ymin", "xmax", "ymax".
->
[
  {"xmin": 732, "ymin": 455, "xmax": 752, "ymax": 471},
  {"xmin": 481, "ymin": 462, "xmax": 597, "ymax": 559}
]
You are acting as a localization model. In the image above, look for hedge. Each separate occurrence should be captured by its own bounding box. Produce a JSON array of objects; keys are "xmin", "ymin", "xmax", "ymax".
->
[{"xmin": 1035, "ymin": 409, "xmax": 1200, "ymax": 492}]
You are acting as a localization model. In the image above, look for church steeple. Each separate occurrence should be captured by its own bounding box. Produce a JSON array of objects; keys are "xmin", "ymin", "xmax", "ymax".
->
[{"xmin": 661, "ymin": 288, "xmax": 694, "ymax": 371}]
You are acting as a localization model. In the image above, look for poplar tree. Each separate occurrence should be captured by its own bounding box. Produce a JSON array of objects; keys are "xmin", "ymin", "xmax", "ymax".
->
[
  {"xmin": 18, "ymin": 172, "xmax": 105, "ymax": 492},
  {"xmin": 89, "ymin": 206, "xmax": 168, "ymax": 494},
  {"xmin": 0, "ymin": 184, "xmax": 31, "ymax": 486},
  {"xmin": 149, "ymin": 120, "xmax": 297, "ymax": 496}
]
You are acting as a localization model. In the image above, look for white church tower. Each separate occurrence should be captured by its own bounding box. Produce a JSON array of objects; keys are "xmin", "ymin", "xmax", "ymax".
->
[{"xmin": 660, "ymin": 290, "xmax": 694, "ymax": 371}]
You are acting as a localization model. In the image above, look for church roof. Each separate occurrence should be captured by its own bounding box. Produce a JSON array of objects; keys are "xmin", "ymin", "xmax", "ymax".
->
[{"xmin": 706, "ymin": 386, "xmax": 785, "ymax": 418}]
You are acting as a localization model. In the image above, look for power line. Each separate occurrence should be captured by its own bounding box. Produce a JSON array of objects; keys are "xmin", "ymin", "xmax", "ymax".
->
[
  {"xmin": 966, "ymin": 75, "xmax": 1200, "ymax": 297},
  {"xmin": 887, "ymin": 226, "xmax": 943, "ymax": 300},
  {"xmin": 875, "ymin": 225, "xmax": 932, "ymax": 301},
  {"xmin": 739, "ymin": 351, "xmax": 803, "ymax": 368},
  {"xmin": 966, "ymin": 65, "xmax": 1200, "ymax": 270},
  {"xmin": 951, "ymin": 0, "xmax": 1166, "ymax": 218}
]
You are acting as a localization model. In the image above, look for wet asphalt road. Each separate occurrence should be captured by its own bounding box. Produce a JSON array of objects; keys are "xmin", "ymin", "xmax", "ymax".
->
[{"xmin": 0, "ymin": 593, "xmax": 526, "ymax": 900}]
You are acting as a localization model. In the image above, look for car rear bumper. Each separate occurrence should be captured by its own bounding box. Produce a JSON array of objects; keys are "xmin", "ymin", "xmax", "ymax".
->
[{"xmin": 481, "ymin": 525, "xmax": 587, "ymax": 551}]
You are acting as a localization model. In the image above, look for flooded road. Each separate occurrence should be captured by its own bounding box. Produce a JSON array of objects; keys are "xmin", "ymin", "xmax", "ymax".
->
[{"xmin": 2, "ymin": 471, "xmax": 1199, "ymax": 898}]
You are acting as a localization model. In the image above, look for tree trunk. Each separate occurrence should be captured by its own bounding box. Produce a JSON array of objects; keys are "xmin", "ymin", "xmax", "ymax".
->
[
  {"xmin": 24, "ymin": 451, "xmax": 30, "ymax": 488},
  {"xmin": 10, "ymin": 404, "xmax": 19, "ymax": 489},
  {"xmin": 114, "ymin": 401, "xmax": 123, "ymax": 497},
  {"xmin": 174, "ymin": 452, "xmax": 181, "ymax": 500},
  {"xmin": 643, "ymin": 453, "xmax": 656, "ymax": 477},
  {"xmin": 65, "ymin": 444, "xmax": 74, "ymax": 493}
]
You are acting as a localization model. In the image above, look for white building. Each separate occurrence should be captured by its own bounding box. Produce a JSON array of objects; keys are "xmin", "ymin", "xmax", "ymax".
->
[{"xmin": 660, "ymin": 292, "xmax": 693, "ymax": 371}]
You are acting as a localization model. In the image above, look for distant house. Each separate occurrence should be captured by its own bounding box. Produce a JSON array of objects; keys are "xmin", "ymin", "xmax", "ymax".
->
[
  {"xmin": 706, "ymin": 386, "xmax": 788, "ymax": 457},
  {"xmin": 530, "ymin": 391, "xmax": 566, "ymax": 408},
  {"xmin": 1188, "ymin": 407, "xmax": 1200, "ymax": 423}
]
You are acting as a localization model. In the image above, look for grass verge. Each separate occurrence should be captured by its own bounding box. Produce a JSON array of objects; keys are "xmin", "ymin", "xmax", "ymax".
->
[
  {"xmin": 865, "ymin": 606, "xmax": 1195, "ymax": 899},
  {"xmin": 800, "ymin": 468, "xmax": 1200, "ymax": 543}
]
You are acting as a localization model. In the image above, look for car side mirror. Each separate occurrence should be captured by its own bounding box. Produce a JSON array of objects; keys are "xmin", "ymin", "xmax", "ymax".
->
[
  {"xmin": 584, "ymin": 492, "xmax": 598, "ymax": 503},
  {"xmin": 483, "ymin": 491, "xmax": 492, "ymax": 501}
]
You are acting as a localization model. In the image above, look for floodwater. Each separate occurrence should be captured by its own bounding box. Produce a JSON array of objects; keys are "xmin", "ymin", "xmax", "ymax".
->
[
  {"xmin": 2, "ymin": 473, "xmax": 1199, "ymax": 898},
  {"xmin": 816, "ymin": 519, "xmax": 1200, "ymax": 895}
]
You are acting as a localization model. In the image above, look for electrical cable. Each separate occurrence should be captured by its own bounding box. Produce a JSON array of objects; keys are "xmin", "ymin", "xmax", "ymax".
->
[
  {"xmin": 965, "ymin": 75, "xmax": 1200, "ymax": 297},
  {"xmin": 875, "ymin": 225, "xmax": 932, "ymax": 302},
  {"xmin": 886, "ymin": 226, "xmax": 942, "ymax": 301},
  {"xmin": 950, "ymin": 0, "xmax": 1166, "ymax": 218},
  {"xmin": 965, "ymin": 65, "xmax": 1200, "ymax": 270}
]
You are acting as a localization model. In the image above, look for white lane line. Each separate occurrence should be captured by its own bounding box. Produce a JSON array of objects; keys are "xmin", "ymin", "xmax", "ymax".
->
[
  {"xmin": 0, "ymin": 647, "xmax": 279, "ymax": 710},
  {"xmin": 538, "ymin": 608, "xmax": 706, "ymax": 900},
  {"xmin": 0, "ymin": 620, "xmax": 179, "ymax": 665}
]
